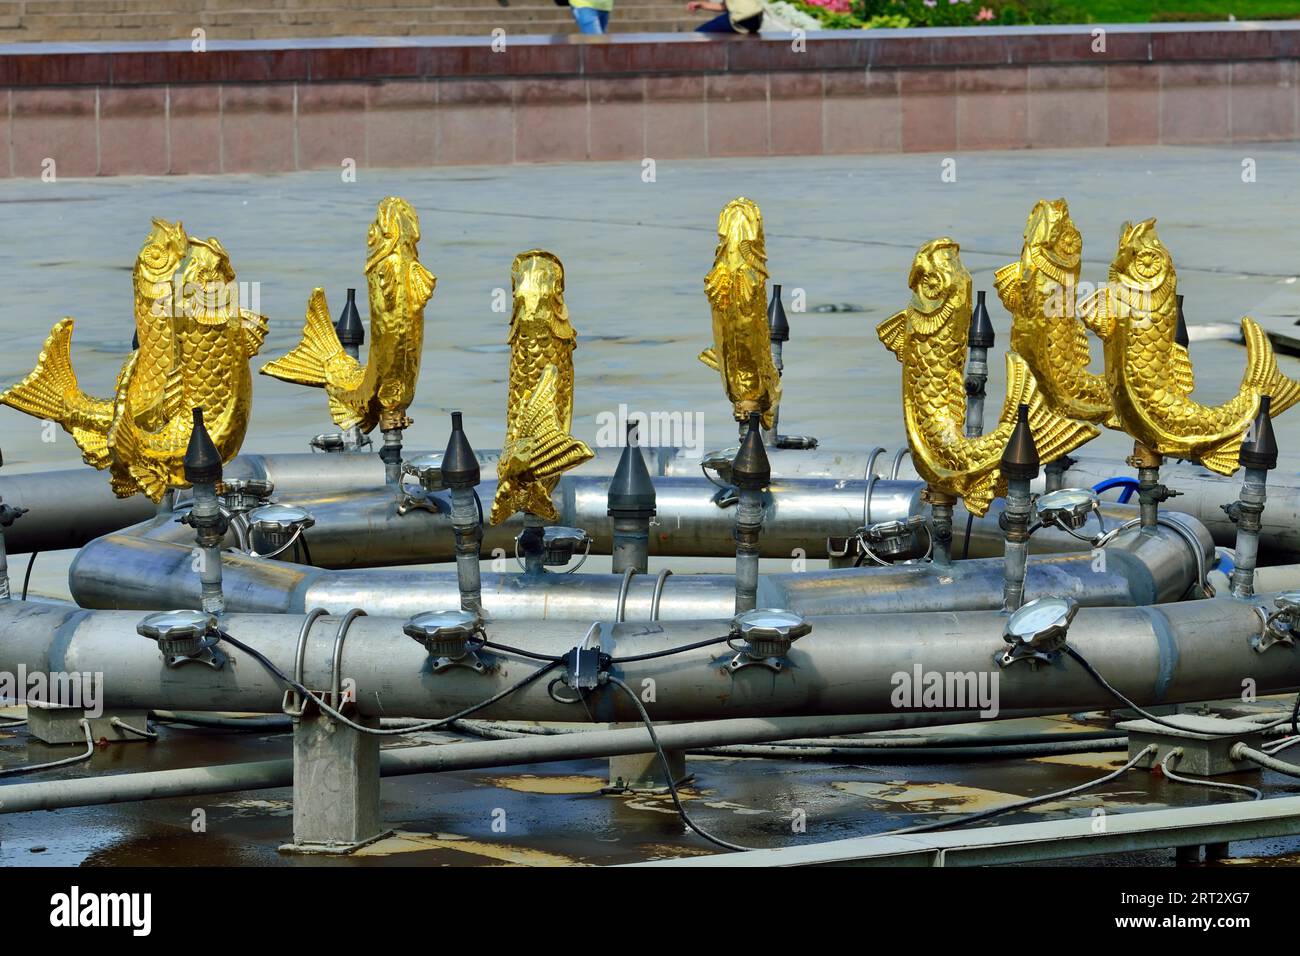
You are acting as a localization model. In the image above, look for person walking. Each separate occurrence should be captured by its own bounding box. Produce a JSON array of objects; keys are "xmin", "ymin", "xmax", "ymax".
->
[
  {"xmin": 687, "ymin": 0, "xmax": 763, "ymax": 34},
  {"xmin": 570, "ymin": 0, "xmax": 614, "ymax": 34}
]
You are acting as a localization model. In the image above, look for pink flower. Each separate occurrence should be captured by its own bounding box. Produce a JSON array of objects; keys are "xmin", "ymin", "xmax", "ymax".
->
[
  {"xmin": 923, "ymin": 0, "xmax": 936, "ymax": 6},
  {"xmin": 976, "ymin": 5, "xmax": 994, "ymax": 18}
]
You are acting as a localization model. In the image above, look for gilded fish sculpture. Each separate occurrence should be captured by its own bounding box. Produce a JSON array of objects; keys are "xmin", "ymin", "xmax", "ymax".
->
[{"xmin": 878, "ymin": 237, "xmax": 1098, "ymax": 516}]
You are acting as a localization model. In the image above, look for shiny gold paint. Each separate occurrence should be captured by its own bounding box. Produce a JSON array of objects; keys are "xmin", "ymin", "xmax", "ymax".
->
[
  {"xmin": 1, "ymin": 220, "xmax": 266, "ymax": 501},
  {"xmin": 997, "ymin": 198, "xmax": 1116, "ymax": 427},
  {"xmin": 261, "ymin": 197, "xmax": 435, "ymax": 434},
  {"xmin": 699, "ymin": 197, "xmax": 782, "ymax": 430},
  {"xmin": 1081, "ymin": 218, "xmax": 1300, "ymax": 473},
  {"xmin": 878, "ymin": 237, "xmax": 1098, "ymax": 517},
  {"xmin": 489, "ymin": 250, "xmax": 595, "ymax": 525}
]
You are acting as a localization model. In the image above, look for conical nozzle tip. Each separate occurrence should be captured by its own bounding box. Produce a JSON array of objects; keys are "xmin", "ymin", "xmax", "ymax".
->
[
  {"xmin": 441, "ymin": 409, "xmax": 480, "ymax": 488},
  {"xmin": 1239, "ymin": 394, "xmax": 1279, "ymax": 471},
  {"xmin": 969, "ymin": 289, "xmax": 995, "ymax": 349},
  {"xmin": 1000, "ymin": 402, "xmax": 1039, "ymax": 481},
  {"xmin": 336, "ymin": 287, "xmax": 365, "ymax": 348},
  {"xmin": 767, "ymin": 284, "xmax": 790, "ymax": 343},
  {"xmin": 183, "ymin": 406, "xmax": 223, "ymax": 485},
  {"xmin": 732, "ymin": 411, "xmax": 771, "ymax": 491},
  {"xmin": 608, "ymin": 421, "xmax": 657, "ymax": 518}
]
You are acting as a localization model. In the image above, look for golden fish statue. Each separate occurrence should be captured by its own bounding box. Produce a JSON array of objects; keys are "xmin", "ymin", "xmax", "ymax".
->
[
  {"xmin": 1079, "ymin": 218, "xmax": 1300, "ymax": 473},
  {"xmin": 698, "ymin": 197, "xmax": 782, "ymax": 431},
  {"xmin": 261, "ymin": 197, "xmax": 435, "ymax": 434},
  {"xmin": 489, "ymin": 250, "xmax": 594, "ymax": 525},
  {"xmin": 1, "ymin": 221, "xmax": 267, "ymax": 501},
  {"xmin": 995, "ymin": 198, "xmax": 1116, "ymax": 427},
  {"xmin": 878, "ymin": 238, "xmax": 1099, "ymax": 516}
]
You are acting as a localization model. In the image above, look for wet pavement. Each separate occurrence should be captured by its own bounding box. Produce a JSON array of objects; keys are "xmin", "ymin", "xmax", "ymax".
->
[{"xmin": 4, "ymin": 711, "xmax": 1300, "ymax": 867}]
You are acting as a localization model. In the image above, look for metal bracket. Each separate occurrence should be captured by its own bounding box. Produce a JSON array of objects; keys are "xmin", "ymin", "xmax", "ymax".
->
[
  {"xmin": 1253, "ymin": 598, "xmax": 1300, "ymax": 654},
  {"xmin": 725, "ymin": 609, "xmax": 811, "ymax": 675},
  {"xmin": 395, "ymin": 489, "xmax": 447, "ymax": 516},
  {"xmin": 167, "ymin": 636, "xmax": 228, "ymax": 671}
]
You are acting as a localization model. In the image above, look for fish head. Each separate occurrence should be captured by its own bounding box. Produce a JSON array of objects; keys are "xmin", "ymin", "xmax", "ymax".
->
[
  {"xmin": 135, "ymin": 218, "xmax": 189, "ymax": 295},
  {"xmin": 182, "ymin": 237, "xmax": 239, "ymax": 326},
  {"xmin": 366, "ymin": 197, "xmax": 421, "ymax": 275},
  {"xmin": 904, "ymin": 238, "xmax": 971, "ymax": 341},
  {"xmin": 711, "ymin": 197, "xmax": 768, "ymax": 278},
  {"xmin": 910, "ymin": 237, "xmax": 968, "ymax": 307},
  {"xmin": 1026, "ymin": 198, "xmax": 1081, "ymax": 273},
  {"xmin": 1110, "ymin": 218, "xmax": 1173, "ymax": 303},
  {"xmin": 511, "ymin": 250, "xmax": 573, "ymax": 344}
]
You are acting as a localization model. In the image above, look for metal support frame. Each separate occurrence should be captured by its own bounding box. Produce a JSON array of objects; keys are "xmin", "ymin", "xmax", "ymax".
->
[{"xmin": 633, "ymin": 796, "xmax": 1300, "ymax": 867}]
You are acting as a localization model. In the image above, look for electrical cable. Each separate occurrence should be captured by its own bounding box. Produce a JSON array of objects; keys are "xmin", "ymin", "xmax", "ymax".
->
[
  {"xmin": 0, "ymin": 719, "xmax": 94, "ymax": 777},
  {"xmin": 1160, "ymin": 748, "xmax": 1260, "ymax": 801},
  {"xmin": 605, "ymin": 674, "xmax": 755, "ymax": 853},
  {"xmin": 110, "ymin": 717, "xmax": 157, "ymax": 740},
  {"xmin": 218, "ymin": 629, "xmax": 561, "ymax": 737},
  {"xmin": 21, "ymin": 551, "xmax": 37, "ymax": 601},
  {"xmin": 480, "ymin": 640, "xmax": 563, "ymax": 663},
  {"xmin": 1065, "ymin": 644, "xmax": 1298, "ymax": 737},
  {"xmin": 1232, "ymin": 743, "xmax": 1300, "ymax": 779},
  {"xmin": 610, "ymin": 634, "xmax": 731, "ymax": 664},
  {"xmin": 881, "ymin": 744, "xmax": 1158, "ymax": 836}
]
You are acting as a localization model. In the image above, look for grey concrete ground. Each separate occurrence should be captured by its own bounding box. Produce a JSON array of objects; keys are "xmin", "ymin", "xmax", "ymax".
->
[{"xmin": 3, "ymin": 143, "xmax": 1300, "ymax": 596}]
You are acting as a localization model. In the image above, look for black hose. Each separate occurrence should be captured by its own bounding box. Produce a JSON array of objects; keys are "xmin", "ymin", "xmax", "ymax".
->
[
  {"xmin": 219, "ymin": 629, "xmax": 560, "ymax": 737},
  {"xmin": 610, "ymin": 634, "xmax": 731, "ymax": 664},
  {"xmin": 883, "ymin": 744, "xmax": 1158, "ymax": 836},
  {"xmin": 1065, "ymin": 645, "xmax": 1295, "ymax": 737},
  {"xmin": 21, "ymin": 551, "xmax": 37, "ymax": 601},
  {"xmin": 605, "ymin": 675, "xmax": 753, "ymax": 853}
]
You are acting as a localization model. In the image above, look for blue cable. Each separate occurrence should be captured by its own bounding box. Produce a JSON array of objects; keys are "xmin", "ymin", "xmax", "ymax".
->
[{"xmin": 1092, "ymin": 476, "xmax": 1139, "ymax": 504}]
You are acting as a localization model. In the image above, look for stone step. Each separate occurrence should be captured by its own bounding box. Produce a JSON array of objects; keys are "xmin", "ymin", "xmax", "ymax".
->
[{"xmin": 4, "ymin": 15, "xmax": 694, "ymax": 39}]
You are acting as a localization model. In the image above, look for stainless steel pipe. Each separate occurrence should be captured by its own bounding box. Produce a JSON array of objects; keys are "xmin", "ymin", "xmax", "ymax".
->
[
  {"xmin": 68, "ymin": 514, "xmax": 1212, "ymax": 620},
  {"xmin": 7, "ymin": 446, "xmax": 1297, "ymax": 558},
  {"xmin": 0, "ymin": 594, "xmax": 1294, "ymax": 722}
]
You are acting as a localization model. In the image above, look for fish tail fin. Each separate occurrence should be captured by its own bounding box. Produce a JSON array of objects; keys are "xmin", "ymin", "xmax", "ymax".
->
[
  {"xmin": 1002, "ymin": 351, "xmax": 1100, "ymax": 464},
  {"xmin": 1, "ymin": 318, "xmax": 113, "ymax": 468},
  {"xmin": 260, "ymin": 288, "xmax": 344, "ymax": 389},
  {"xmin": 488, "ymin": 365, "xmax": 594, "ymax": 525},
  {"xmin": 1241, "ymin": 316, "xmax": 1300, "ymax": 417}
]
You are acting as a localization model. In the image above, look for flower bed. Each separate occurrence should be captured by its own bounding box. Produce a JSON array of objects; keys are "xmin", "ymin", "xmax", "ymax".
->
[{"xmin": 777, "ymin": 0, "xmax": 1300, "ymax": 29}]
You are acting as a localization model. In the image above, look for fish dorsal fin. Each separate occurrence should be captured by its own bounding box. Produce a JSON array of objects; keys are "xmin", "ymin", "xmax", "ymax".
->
[
  {"xmin": 1169, "ymin": 342, "xmax": 1195, "ymax": 397},
  {"xmin": 406, "ymin": 261, "xmax": 436, "ymax": 311},
  {"xmin": 877, "ymin": 310, "xmax": 907, "ymax": 361},
  {"xmin": 993, "ymin": 262, "xmax": 1021, "ymax": 314}
]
